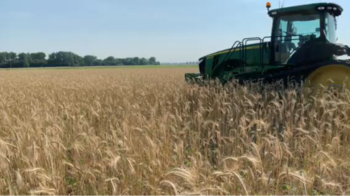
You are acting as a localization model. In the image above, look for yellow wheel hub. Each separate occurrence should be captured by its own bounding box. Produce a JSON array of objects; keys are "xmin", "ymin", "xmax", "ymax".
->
[{"xmin": 306, "ymin": 64, "xmax": 350, "ymax": 93}]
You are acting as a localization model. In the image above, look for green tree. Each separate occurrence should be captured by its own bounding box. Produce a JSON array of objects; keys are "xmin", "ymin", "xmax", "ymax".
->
[
  {"xmin": 48, "ymin": 53, "xmax": 57, "ymax": 66},
  {"xmin": 140, "ymin": 58, "xmax": 148, "ymax": 65},
  {"xmin": 8, "ymin": 52, "xmax": 17, "ymax": 68},
  {"xmin": 84, "ymin": 55, "xmax": 97, "ymax": 66},
  {"xmin": 123, "ymin": 58, "xmax": 132, "ymax": 65},
  {"xmin": 9, "ymin": 52, "xmax": 17, "ymax": 61},
  {"xmin": 103, "ymin": 56, "xmax": 116, "ymax": 65},
  {"xmin": 47, "ymin": 51, "xmax": 77, "ymax": 66},
  {"xmin": 115, "ymin": 58, "xmax": 123, "ymax": 65},
  {"xmin": 93, "ymin": 59, "xmax": 103, "ymax": 66},
  {"xmin": 30, "ymin": 52, "xmax": 46, "ymax": 67},
  {"xmin": 0, "ymin": 51, "xmax": 160, "ymax": 68},
  {"xmin": 73, "ymin": 54, "xmax": 84, "ymax": 66},
  {"xmin": 18, "ymin": 53, "xmax": 30, "ymax": 67},
  {"xmin": 149, "ymin": 57, "xmax": 157, "ymax": 65},
  {"xmin": 0, "ymin": 52, "xmax": 7, "ymax": 64},
  {"xmin": 67, "ymin": 53, "xmax": 75, "ymax": 66},
  {"xmin": 31, "ymin": 52, "xmax": 46, "ymax": 60},
  {"xmin": 132, "ymin": 57, "xmax": 140, "ymax": 65}
]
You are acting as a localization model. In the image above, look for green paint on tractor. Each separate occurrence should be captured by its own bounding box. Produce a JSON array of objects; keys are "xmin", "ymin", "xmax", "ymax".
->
[{"xmin": 185, "ymin": 2, "xmax": 350, "ymax": 88}]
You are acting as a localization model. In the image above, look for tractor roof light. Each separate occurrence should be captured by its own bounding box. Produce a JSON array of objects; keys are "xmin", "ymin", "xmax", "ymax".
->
[
  {"xmin": 318, "ymin": 7, "xmax": 325, "ymax": 10},
  {"xmin": 271, "ymin": 11, "xmax": 277, "ymax": 15},
  {"xmin": 266, "ymin": 2, "xmax": 271, "ymax": 10}
]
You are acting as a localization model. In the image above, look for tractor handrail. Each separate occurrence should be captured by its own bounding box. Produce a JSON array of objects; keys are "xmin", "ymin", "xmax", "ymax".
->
[
  {"xmin": 261, "ymin": 37, "xmax": 272, "ymax": 67},
  {"xmin": 215, "ymin": 35, "xmax": 305, "ymax": 73},
  {"xmin": 212, "ymin": 41, "xmax": 243, "ymax": 73},
  {"xmin": 220, "ymin": 41, "xmax": 242, "ymax": 66},
  {"xmin": 241, "ymin": 37, "xmax": 262, "ymax": 65},
  {"xmin": 241, "ymin": 37, "xmax": 264, "ymax": 67},
  {"xmin": 242, "ymin": 37, "xmax": 262, "ymax": 45},
  {"xmin": 217, "ymin": 37, "xmax": 263, "ymax": 72}
]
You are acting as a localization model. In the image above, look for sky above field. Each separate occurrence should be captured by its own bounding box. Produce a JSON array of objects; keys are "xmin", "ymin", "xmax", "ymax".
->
[{"xmin": 0, "ymin": 0, "xmax": 349, "ymax": 62}]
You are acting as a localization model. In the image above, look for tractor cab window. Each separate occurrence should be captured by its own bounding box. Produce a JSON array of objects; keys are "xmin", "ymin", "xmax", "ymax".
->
[
  {"xmin": 325, "ymin": 13, "xmax": 337, "ymax": 43},
  {"xmin": 274, "ymin": 14, "xmax": 321, "ymax": 64}
]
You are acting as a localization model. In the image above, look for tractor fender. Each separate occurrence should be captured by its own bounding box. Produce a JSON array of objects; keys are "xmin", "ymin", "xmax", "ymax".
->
[
  {"xmin": 346, "ymin": 45, "xmax": 350, "ymax": 56},
  {"xmin": 287, "ymin": 40, "xmax": 348, "ymax": 66}
]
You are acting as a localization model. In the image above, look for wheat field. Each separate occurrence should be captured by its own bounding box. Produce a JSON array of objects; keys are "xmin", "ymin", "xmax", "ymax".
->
[{"xmin": 0, "ymin": 67, "xmax": 349, "ymax": 195}]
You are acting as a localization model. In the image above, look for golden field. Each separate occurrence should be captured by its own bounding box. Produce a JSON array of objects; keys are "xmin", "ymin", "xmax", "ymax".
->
[{"xmin": 0, "ymin": 67, "xmax": 350, "ymax": 195}]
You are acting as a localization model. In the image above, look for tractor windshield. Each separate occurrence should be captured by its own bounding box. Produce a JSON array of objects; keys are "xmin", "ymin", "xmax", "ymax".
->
[{"xmin": 274, "ymin": 14, "xmax": 321, "ymax": 64}]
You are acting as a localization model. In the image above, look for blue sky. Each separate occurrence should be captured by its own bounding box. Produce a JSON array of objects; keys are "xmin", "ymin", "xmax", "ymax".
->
[{"xmin": 0, "ymin": 0, "xmax": 349, "ymax": 62}]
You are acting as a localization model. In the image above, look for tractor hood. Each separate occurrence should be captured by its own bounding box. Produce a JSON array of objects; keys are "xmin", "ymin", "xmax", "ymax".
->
[
  {"xmin": 268, "ymin": 3, "xmax": 343, "ymax": 17},
  {"xmin": 198, "ymin": 48, "xmax": 233, "ymax": 61},
  {"xmin": 199, "ymin": 43, "xmax": 261, "ymax": 61}
]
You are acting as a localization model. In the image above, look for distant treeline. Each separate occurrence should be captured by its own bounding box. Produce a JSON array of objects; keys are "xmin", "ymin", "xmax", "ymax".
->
[{"xmin": 0, "ymin": 51, "xmax": 160, "ymax": 68}]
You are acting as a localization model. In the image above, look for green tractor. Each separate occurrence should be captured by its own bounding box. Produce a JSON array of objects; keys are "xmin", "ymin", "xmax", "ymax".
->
[{"xmin": 185, "ymin": 2, "xmax": 350, "ymax": 90}]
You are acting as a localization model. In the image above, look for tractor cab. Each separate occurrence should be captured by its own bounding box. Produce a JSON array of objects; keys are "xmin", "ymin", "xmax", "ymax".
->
[{"xmin": 268, "ymin": 3, "xmax": 343, "ymax": 65}]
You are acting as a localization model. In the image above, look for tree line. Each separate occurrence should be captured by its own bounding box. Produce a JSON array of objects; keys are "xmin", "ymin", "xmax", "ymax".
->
[{"xmin": 0, "ymin": 51, "xmax": 160, "ymax": 68}]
